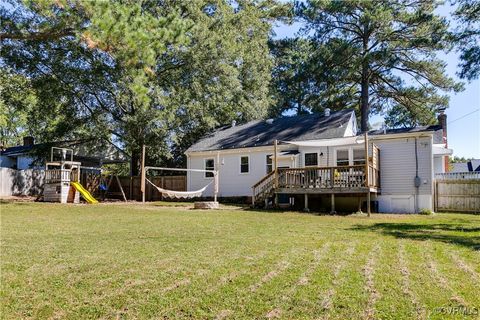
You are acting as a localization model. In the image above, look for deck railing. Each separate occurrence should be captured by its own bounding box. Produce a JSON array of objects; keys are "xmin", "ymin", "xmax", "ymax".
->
[
  {"xmin": 252, "ymin": 170, "xmax": 275, "ymax": 205},
  {"xmin": 45, "ymin": 169, "xmax": 72, "ymax": 184},
  {"xmin": 277, "ymin": 165, "xmax": 380, "ymax": 190}
]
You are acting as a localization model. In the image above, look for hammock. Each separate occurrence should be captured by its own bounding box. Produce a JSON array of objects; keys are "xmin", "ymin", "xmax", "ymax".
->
[{"xmin": 145, "ymin": 178, "xmax": 213, "ymax": 199}]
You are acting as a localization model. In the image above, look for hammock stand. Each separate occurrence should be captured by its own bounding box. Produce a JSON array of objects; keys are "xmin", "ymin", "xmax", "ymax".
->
[{"xmin": 141, "ymin": 166, "xmax": 219, "ymax": 202}]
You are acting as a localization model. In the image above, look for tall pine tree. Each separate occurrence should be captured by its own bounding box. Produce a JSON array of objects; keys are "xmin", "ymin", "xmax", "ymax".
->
[{"xmin": 292, "ymin": 0, "xmax": 461, "ymax": 130}]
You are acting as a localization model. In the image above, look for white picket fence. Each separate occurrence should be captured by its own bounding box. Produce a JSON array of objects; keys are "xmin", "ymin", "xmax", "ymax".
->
[
  {"xmin": 435, "ymin": 172, "xmax": 480, "ymax": 180},
  {"xmin": 0, "ymin": 168, "xmax": 45, "ymax": 196}
]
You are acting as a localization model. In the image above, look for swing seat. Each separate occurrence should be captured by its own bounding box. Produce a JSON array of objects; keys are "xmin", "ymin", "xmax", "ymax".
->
[{"xmin": 99, "ymin": 184, "xmax": 108, "ymax": 191}]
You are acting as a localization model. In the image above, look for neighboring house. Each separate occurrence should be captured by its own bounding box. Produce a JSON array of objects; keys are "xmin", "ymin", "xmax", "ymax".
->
[
  {"xmin": 450, "ymin": 159, "xmax": 480, "ymax": 173},
  {"xmin": 185, "ymin": 109, "xmax": 452, "ymax": 213},
  {"xmin": 0, "ymin": 137, "xmax": 128, "ymax": 170}
]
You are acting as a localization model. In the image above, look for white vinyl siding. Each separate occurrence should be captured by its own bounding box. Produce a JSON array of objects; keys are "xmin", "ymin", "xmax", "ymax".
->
[
  {"xmin": 374, "ymin": 137, "xmax": 432, "ymax": 195},
  {"xmin": 188, "ymin": 149, "xmax": 281, "ymax": 197}
]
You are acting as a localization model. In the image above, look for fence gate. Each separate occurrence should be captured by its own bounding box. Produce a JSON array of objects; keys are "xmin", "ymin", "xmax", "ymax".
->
[{"xmin": 435, "ymin": 173, "xmax": 480, "ymax": 213}]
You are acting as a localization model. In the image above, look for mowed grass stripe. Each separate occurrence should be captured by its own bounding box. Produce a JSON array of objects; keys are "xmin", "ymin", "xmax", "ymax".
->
[
  {"xmin": 397, "ymin": 241, "xmax": 427, "ymax": 319},
  {"xmin": 372, "ymin": 240, "xmax": 422, "ymax": 320},
  {"xmin": 403, "ymin": 240, "xmax": 461, "ymax": 318},
  {"xmin": 122, "ymin": 245, "xmax": 271, "ymax": 319},
  {"xmin": 431, "ymin": 244, "xmax": 480, "ymax": 307},
  {"xmin": 261, "ymin": 242, "xmax": 333, "ymax": 319},
  {"xmin": 278, "ymin": 241, "xmax": 348, "ymax": 319},
  {"xmin": 362, "ymin": 243, "xmax": 381, "ymax": 320},
  {"xmin": 157, "ymin": 249, "xmax": 273, "ymax": 319},
  {"xmin": 322, "ymin": 240, "xmax": 373, "ymax": 320},
  {"xmin": 213, "ymin": 245, "xmax": 317, "ymax": 318}
]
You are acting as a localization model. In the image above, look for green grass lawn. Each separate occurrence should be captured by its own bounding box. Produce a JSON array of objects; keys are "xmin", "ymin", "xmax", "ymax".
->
[{"xmin": 1, "ymin": 202, "xmax": 479, "ymax": 319}]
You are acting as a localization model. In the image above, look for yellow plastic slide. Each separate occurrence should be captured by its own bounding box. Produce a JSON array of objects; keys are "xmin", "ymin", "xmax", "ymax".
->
[{"xmin": 71, "ymin": 181, "xmax": 98, "ymax": 204}]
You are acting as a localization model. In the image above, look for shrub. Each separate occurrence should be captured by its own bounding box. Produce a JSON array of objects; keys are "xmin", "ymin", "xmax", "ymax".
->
[{"xmin": 419, "ymin": 208, "xmax": 434, "ymax": 215}]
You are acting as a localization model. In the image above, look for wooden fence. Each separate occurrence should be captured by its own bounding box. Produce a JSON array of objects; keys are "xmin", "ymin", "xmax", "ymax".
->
[
  {"xmin": 79, "ymin": 172, "xmax": 186, "ymax": 201},
  {"xmin": 435, "ymin": 176, "xmax": 480, "ymax": 213},
  {"xmin": 118, "ymin": 176, "xmax": 186, "ymax": 201}
]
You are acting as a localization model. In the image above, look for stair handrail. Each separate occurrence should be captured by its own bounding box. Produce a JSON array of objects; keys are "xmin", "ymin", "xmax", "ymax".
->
[{"xmin": 252, "ymin": 170, "xmax": 276, "ymax": 205}]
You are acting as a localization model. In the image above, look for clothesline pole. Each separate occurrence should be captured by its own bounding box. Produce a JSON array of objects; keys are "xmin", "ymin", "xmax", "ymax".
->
[
  {"xmin": 215, "ymin": 152, "xmax": 220, "ymax": 203},
  {"xmin": 141, "ymin": 144, "xmax": 146, "ymax": 203}
]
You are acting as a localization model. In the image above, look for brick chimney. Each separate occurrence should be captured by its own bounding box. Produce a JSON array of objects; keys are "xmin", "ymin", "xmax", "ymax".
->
[
  {"xmin": 437, "ymin": 109, "xmax": 448, "ymax": 172},
  {"xmin": 23, "ymin": 136, "xmax": 34, "ymax": 146}
]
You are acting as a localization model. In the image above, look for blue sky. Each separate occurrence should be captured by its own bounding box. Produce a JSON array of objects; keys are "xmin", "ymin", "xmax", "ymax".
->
[{"xmin": 273, "ymin": 3, "xmax": 480, "ymax": 159}]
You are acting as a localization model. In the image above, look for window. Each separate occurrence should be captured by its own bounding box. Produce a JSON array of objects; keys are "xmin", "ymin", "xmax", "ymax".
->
[
  {"xmin": 205, "ymin": 158, "xmax": 214, "ymax": 178},
  {"xmin": 304, "ymin": 153, "xmax": 318, "ymax": 166},
  {"xmin": 240, "ymin": 156, "xmax": 249, "ymax": 173},
  {"xmin": 266, "ymin": 155, "xmax": 273, "ymax": 173},
  {"xmin": 353, "ymin": 148, "xmax": 365, "ymax": 165},
  {"xmin": 336, "ymin": 149, "xmax": 349, "ymax": 166}
]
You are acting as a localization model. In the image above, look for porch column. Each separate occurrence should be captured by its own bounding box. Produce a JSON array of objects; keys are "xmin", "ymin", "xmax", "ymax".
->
[
  {"xmin": 304, "ymin": 194, "xmax": 309, "ymax": 212},
  {"xmin": 330, "ymin": 193, "xmax": 335, "ymax": 214}
]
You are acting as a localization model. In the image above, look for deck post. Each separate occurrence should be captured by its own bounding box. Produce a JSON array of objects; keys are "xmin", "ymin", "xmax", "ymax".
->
[
  {"xmin": 364, "ymin": 132, "xmax": 369, "ymax": 188},
  {"xmin": 274, "ymin": 139, "xmax": 278, "ymax": 188},
  {"xmin": 367, "ymin": 192, "xmax": 371, "ymax": 216},
  {"xmin": 304, "ymin": 193, "xmax": 309, "ymax": 212},
  {"xmin": 273, "ymin": 140, "xmax": 278, "ymax": 208},
  {"xmin": 330, "ymin": 193, "xmax": 335, "ymax": 214}
]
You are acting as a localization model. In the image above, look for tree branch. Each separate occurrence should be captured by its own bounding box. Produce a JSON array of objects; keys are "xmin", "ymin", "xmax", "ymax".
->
[{"xmin": 0, "ymin": 28, "xmax": 75, "ymax": 41}]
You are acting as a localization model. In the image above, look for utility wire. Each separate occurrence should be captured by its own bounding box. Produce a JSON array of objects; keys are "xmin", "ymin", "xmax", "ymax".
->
[{"xmin": 448, "ymin": 108, "xmax": 480, "ymax": 125}]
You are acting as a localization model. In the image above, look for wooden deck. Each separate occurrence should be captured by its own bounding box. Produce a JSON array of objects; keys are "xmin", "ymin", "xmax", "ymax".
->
[
  {"xmin": 275, "ymin": 165, "xmax": 380, "ymax": 194},
  {"xmin": 251, "ymin": 135, "xmax": 381, "ymax": 213},
  {"xmin": 252, "ymin": 164, "xmax": 380, "ymax": 207}
]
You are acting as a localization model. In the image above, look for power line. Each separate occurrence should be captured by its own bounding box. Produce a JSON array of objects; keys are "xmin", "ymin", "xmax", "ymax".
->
[{"xmin": 448, "ymin": 108, "xmax": 480, "ymax": 125}]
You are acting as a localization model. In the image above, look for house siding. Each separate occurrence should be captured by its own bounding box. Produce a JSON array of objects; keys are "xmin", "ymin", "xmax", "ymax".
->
[
  {"xmin": 188, "ymin": 148, "xmax": 275, "ymax": 197},
  {"xmin": 373, "ymin": 136, "xmax": 433, "ymax": 213},
  {"xmin": 187, "ymin": 134, "xmax": 437, "ymax": 213}
]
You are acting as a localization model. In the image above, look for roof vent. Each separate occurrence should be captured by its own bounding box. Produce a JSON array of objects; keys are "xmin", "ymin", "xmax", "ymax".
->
[
  {"xmin": 231, "ymin": 120, "xmax": 236, "ymax": 127},
  {"xmin": 265, "ymin": 119, "xmax": 274, "ymax": 124},
  {"xmin": 324, "ymin": 108, "xmax": 331, "ymax": 117}
]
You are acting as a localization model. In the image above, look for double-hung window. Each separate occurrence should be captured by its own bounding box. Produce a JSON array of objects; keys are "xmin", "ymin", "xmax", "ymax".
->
[
  {"xmin": 336, "ymin": 149, "xmax": 349, "ymax": 166},
  {"xmin": 240, "ymin": 156, "xmax": 249, "ymax": 173},
  {"xmin": 204, "ymin": 158, "xmax": 214, "ymax": 178},
  {"xmin": 304, "ymin": 153, "xmax": 318, "ymax": 166},
  {"xmin": 266, "ymin": 155, "xmax": 273, "ymax": 173},
  {"xmin": 353, "ymin": 148, "xmax": 366, "ymax": 165}
]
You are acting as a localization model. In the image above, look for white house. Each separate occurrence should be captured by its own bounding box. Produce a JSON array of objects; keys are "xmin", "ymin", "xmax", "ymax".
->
[{"xmin": 185, "ymin": 109, "xmax": 452, "ymax": 213}]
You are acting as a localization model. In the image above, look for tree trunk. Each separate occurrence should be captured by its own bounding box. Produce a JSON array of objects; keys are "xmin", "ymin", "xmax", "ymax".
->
[
  {"xmin": 360, "ymin": 23, "xmax": 370, "ymax": 133},
  {"xmin": 360, "ymin": 65, "xmax": 369, "ymax": 132},
  {"xmin": 130, "ymin": 151, "xmax": 140, "ymax": 176}
]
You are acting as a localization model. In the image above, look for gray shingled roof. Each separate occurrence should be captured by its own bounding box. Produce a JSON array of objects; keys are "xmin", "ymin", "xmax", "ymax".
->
[
  {"xmin": 186, "ymin": 109, "xmax": 354, "ymax": 152},
  {"xmin": 369, "ymin": 124, "xmax": 442, "ymax": 136},
  {"xmin": 369, "ymin": 125, "xmax": 444, "ymax": 143}
]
